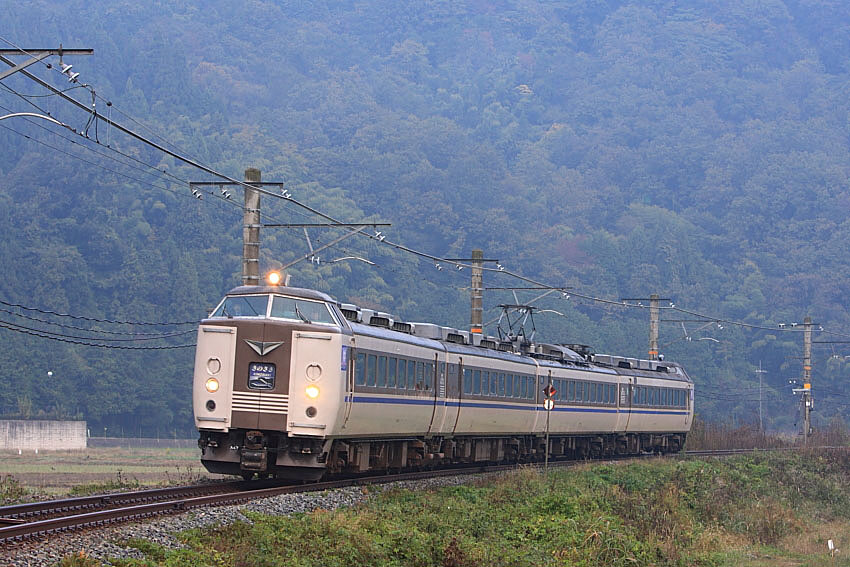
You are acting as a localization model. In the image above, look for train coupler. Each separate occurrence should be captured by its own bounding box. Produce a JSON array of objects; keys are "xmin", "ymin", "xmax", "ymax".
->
[{"xmin": 240, "ymin": 430, "xmax": 268, "ymax": 472}]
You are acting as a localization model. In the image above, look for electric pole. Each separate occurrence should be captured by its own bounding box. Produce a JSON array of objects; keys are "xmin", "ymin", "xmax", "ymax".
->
[
  {"xmin": 755, "ymin": 361, "xmax": 767, "ymax": 433},
  {"xmin": 445, "ymin": 252, "xmax": 498, "ymax": 335},
  {"xmin": 622, "ymin": 294, "xmax": 669, "ymax": 360},
  {"xmin": 803, "ymin": 316, "xmax": 813, "ymax": 445},
  {"xmin": 190, "ymin": 171, "xmax": 285, "ymax": 286},
  {"xmin": 470, "ymin": 249, "xmax": 483, "ymax": 334},
  {"xmin": 649, "ymin": 293, "xmax": 660, "ymax": 360},
  {"xmin": 242, "ymin": 168, "xmax": 261, "ymax": 286}
]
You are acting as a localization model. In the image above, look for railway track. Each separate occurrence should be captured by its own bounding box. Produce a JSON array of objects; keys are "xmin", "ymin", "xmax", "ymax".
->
[{"xmin": 0, "ymin": 447, "xmax": 835, "ymax": 544}]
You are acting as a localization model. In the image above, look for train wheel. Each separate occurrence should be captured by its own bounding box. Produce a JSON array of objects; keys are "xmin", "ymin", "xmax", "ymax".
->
[{"xmin": 241, "ymin": 472, "xmax": 254, "ymax": 481}]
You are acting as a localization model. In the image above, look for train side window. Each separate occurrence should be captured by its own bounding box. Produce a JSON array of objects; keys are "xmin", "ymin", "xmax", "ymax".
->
[
  {"xmin": 473, "ymin": 370, "xmax": 481, "ymax": 394},
  {"xmin": 463, "ymin": 369, "xmax": 472, "ymax": 394},
  {"xmin": 367, "ymin": 354, "xmax": 377, "ymax": 387},
  {"xmin": 632, "ymin": 387, "xmax": 639, "ymax": 405},
  {"xmin": 520, "ymin": 376, "xmax": 526, "ymax": 399},
  {"xmin": 481, "ymin": 372, "xmax": 489, "ymax": 396},
  {"xmin": 408, "ymin": 360, "xmax": 416, "ymax": 389},
  {"xmin": 506, "ymin": 374, "xmax": 513, "ymax": 397},
  {"xmin": 377, "ymin": 356, "xmax": 387, "ymax": 388},
  {"xmin": 425, "ymin": 363, "xmax": 434, "ymax": 390},
  {"xmin": 490, "ymin": 373, "xmax": 497, "ymax": 395},
  {"xmin": 396, "ymin": 358, "xmax": 406, "ymax": 389},
  {"xmin": 566, "ymin": 380, "xmax": 573, "ymax": 402},
  {"xmin": 514, "ymin": 375, "xmax": 520, "ymax": 398},
  {"xmin": 498, "ymin": 374, "xmax": 506, "ymax": 397},
  {"xmin": 584, "ymin": 382, "xmax": 591, "ymax": 402},
  {"xmin": 415, "ymin": 362, "xmax": 425, "ymax": 390},
  {"xmin": 355, "ymin": 352, "xmax": 366, "ymax": 386},
  {"xmin": 590, "ymin": 383, "xmax": 597, "ymax": 404},
  {"xmin": 387, "ymin": 357, "xmax": 397, "ymax": 388}
]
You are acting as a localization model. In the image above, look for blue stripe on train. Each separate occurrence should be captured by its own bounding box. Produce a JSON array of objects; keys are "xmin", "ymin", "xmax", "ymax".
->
[{"xmin": 344, "ymin": 395, "xmax": 688, "ymax": 416}]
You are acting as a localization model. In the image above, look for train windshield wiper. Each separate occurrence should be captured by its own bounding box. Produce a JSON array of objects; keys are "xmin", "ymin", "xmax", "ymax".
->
[{"xmin": 294, "ymin": 304, "xmax": 311, "ymax": 324}]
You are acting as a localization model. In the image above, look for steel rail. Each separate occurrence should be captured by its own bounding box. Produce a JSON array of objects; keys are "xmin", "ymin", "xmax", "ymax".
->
[{"xmin": 0, "ymin": 479, "xmax": 249, "ymax": 524}]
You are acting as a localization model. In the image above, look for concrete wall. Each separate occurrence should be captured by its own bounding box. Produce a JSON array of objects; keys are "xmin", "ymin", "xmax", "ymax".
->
[{"xmin": 0, "ymin": 420, "xmax": 86, "ymax": 451}]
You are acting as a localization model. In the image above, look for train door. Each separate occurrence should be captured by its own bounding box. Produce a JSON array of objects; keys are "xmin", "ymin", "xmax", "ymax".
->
[
  {"xmin": 450, "ymin": 357, "xmax": 463, "ymax": 435},
  {"xmin": 435, "ymin": 359, "xmax": 460, "ymax": 435},
  {"xmin": 620, "ymin": 376, "xmax": 634, "ymax": 431},
  {"xmin": 341, "ymin": 341, "xmax": 355, "ymax": 429},
  {"xmin": 427, "ymin": 353, "xmax": 446, "ymax": 435}
]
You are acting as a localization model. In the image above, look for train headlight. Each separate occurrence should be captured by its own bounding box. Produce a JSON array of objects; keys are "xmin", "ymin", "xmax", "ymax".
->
[
  {"xmin": 205, "ymin": 377, "xmax": 220, "ymax": 393},
  {"xmin": 305, "ymin": 385, "xmax": 320, "ymax": 399},
  {"xmin": 267, "ymin": 271, "xmax": 282, "ymax": 285}
]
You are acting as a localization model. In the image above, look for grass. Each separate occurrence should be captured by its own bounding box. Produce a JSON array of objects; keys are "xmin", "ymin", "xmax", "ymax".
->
[{"xmin": 73, "ymin": 451, "xmax": 850, "ymax": 567}]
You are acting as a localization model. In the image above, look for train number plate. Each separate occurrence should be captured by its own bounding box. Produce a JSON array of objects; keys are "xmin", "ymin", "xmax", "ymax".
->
[{"xmin": 248, "ymin": 363, "xmax": 276, "ymax": 390}]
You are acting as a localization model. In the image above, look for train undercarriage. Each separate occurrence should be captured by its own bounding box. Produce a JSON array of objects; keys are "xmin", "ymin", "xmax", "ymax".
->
[{"xmin": 199, "ymin": 429, "xmax": 688, "ymax": 480}]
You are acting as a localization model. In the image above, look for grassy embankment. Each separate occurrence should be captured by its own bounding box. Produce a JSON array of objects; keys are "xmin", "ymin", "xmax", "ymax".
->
[{"xmin": 58, "ymin": 450, "xmax": 850, "ymax": 567}]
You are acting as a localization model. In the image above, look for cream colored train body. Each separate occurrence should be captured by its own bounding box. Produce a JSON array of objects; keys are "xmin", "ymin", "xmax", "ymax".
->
[{"xmin": 194, "ymin": 285, "xmax": 693, "ymax": 480}]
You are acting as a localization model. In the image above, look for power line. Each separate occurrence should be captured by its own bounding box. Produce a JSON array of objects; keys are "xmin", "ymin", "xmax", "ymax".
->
[
  {"xmin": 0, "ymin": 315, "xmax": 195, "ymax": 342},
  {"xmin": 0, "ymin": 307, "xmax": 195, "ymax": 336},
  {"xmin": 0, "ymin": 298, "xmax": 196, "ymax": 326},
  {"xmin": 0, "ymin": 320, "xmax": 194, "ymax": 350}
]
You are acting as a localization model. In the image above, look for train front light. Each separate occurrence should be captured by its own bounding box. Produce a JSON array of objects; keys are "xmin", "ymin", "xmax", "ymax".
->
[
  {"xmin": 305, "ymin": 385, "xmax": 320, "ymax": 399},
  {"xmin": 205, "ymin": 377, "xmax": 220, "ymax": 393}
]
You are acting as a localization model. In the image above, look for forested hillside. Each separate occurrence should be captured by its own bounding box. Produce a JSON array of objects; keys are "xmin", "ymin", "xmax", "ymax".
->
[{"xmin": 2, "ymin": 0, "xmax": 850, "ymax": 436}]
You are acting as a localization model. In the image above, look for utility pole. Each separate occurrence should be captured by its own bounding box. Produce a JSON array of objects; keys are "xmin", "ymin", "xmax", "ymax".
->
[
  {"xmin": 445, "ymin": 252, "xmax": 499, "ymax": 335},
  {"xmin": 803, "ymin": 316, "xmax": 813, "ymax": 445},
  {"xmin": 622, "ymin": 294, "xmax": 669, "ymax": 360},
  {"xmin": 242, "ymin": 168, "xmax": 261, "ymax": 286},
  {"xmin": 755, "ymin": 361, "xmax": 767, "ymax": 433},
  {"xmin": 649, "ymin": 293, "xmax": 660, "ymax": 360},
  {"xmin": 470, "ymin": 249, "xmax": 483, "ymax": 334},
  {"xmin": 190, "ymin": 172, "xmax": 285, "ymax": 286}
]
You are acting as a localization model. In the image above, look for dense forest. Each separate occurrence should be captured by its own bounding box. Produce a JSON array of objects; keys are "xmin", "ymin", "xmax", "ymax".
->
[{"xmin": 2, "ymin": 0, "xmax": 850, "ymax": 437}]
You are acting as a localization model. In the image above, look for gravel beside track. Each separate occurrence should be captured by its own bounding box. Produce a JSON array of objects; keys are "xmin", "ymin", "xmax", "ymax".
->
[{"xmin": 1, "ymin": 472, "xmax": 492, "ymax": 567}]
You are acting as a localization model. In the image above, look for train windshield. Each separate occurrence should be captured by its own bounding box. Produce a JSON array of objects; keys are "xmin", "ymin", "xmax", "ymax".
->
[
  {"xmin": 210, "ymin": 295, "xmax": 269, "ymax": 318},
  {"xmin": 270, "ymin": 295, "xmax": 337, "ymax": 325}
]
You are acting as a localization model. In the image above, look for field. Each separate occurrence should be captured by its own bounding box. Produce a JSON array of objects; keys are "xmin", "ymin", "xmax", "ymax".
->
[{"xmin": 0, "ymin": 446, "xmax": 218, "ymax": 499}]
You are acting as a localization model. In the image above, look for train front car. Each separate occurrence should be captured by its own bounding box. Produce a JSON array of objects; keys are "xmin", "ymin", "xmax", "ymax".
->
[{"xmin": 193, "ymin": 285, "xmax": 350, "ymax": 480}]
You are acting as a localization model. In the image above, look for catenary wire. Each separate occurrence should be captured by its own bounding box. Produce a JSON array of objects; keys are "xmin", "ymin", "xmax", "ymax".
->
[{"xmin": 0, "ymin": 320, "xmax": 195, "ymax": 349}]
